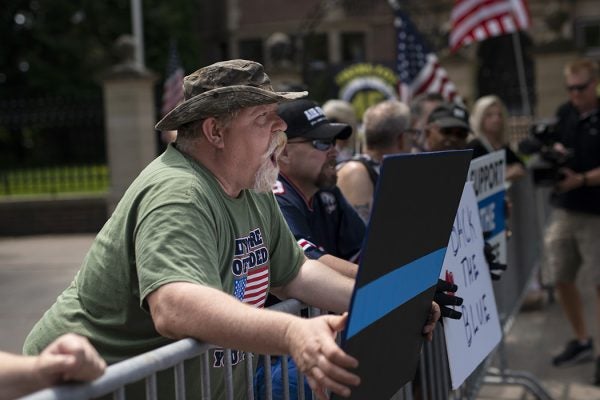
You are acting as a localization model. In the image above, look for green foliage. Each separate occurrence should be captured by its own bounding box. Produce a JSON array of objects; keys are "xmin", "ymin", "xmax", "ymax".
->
[{"xmin": 1, "ymin": 0, "xmax": 205, "ymax": 99}]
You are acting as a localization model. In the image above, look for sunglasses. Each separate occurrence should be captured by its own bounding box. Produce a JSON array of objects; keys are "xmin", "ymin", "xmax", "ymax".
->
[
  {"xmin": 440, "ymin": 127, "xmax": 469, "ymax": 139},
  {"xmin": 566, "ymin": 80, "xmax": 592, "ymax": 93},
  {"xmin": 287, "ymin": 138, "xmax": 336, "ymax": 151}
]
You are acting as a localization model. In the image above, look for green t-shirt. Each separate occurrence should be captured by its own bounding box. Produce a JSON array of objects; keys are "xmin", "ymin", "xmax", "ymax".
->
[{"xmin": 23, "ymin": 144, "xmax": 304, "ymax": 399}]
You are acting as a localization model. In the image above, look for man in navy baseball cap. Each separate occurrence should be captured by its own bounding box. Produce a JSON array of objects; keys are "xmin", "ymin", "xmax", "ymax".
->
[
  {"xmin": 424, "ymin": 102, "xmax": 471, "ymax": 151},
  {"xmin": 259, "ymin": 99, "xmax": 363, "ymax": 400},
  {"xmin": 278, "ymin": 98, "xmax": 352, "ymax": 141},
  {"xmin": 274, "ymin": 98, "xmax": 362, "ymax": 274}
]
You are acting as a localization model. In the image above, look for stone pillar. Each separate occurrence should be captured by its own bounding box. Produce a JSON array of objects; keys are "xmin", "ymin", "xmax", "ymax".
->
[{"xmin": 102, "ymin": 35, "xmax": 157, "ymax": 213}]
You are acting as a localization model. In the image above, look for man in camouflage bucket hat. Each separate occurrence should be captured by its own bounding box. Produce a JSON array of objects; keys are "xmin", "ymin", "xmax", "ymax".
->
[
  {"xmin": 24, "ymin": 60, "xmax": 384, "ymax": 399},
  {"xmin": 156, "ymin": 59, "xmax": 306, "ymax": 130}
]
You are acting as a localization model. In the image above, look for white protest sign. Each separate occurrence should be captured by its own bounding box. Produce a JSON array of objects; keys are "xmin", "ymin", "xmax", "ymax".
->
[
  {"xmin": 440, "ymin": 182, "xmax": 502, "ymax": 389},
  {"xmin": 467, "ymin": 150, "xmax": 506, "ymax": 264}
]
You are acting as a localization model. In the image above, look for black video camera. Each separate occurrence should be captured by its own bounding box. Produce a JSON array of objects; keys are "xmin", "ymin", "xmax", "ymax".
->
[{"xmin": 518, "ymin": 120, "xmax": 573, "ymax": 186}]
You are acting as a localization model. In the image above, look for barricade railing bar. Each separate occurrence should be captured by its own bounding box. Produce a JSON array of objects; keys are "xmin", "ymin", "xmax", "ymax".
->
[
  {"xmin": 22, "ymin": 338, "xmax": 214, "ymax": 400},
  {"xmin": 23, "ymin": 172, "xmax": 554, "ymax": 400},
  {"xmin": 22, "ymin": 300, "xmax": 310, "ymax": 400}
]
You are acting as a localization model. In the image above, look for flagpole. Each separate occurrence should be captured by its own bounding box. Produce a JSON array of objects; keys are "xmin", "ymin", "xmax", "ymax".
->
[
  {"xmin": 131, "ymin": 0, "xmax": 145, "ymax": 69},
  {"xmin": 511, "ymin": 32, "xmax": 532, "ymax": 116}
]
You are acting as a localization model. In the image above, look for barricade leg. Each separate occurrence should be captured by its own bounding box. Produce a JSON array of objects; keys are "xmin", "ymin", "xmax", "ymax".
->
[
  {"xmin": 246, "ymin": 352, "xmax": 255, "ymax": 400},
  {"xmin": 483, "ymin": 339, "xmax": 554, "ymax": 400}
]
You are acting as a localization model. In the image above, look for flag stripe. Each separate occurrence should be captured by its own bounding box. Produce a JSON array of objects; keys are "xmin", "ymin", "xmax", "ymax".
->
[
  {"xmin": 511, "ymin": 0, "xmax": 530, "ymax": 29},
  {"xmin": 394, "ymin": 10, "xmax": 461, "ymax": 104},
  {"xmin": 452, "ymin": 5, "xmax": 512, "ymax": 47},
  {"xmin": 450, "ymin": 0, "xmax": 531, "ymax": 52},
  {"xmin": 241, "ymin": 265, "xmax": 269, "ymax": 307}
]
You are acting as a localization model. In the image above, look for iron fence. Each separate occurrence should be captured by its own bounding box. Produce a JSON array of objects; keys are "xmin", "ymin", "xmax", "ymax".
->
[{"xmin": 0, "ymin": 96, "xmax": 106, "ymax": 196}]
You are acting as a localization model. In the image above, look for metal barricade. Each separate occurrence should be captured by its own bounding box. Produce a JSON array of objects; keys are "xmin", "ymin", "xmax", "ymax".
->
[
  {"xmin": 410, "ymin": 171, "xmax": 554, "ymax": 400},
  {"xmin": 22, "ymin": 300, "xmax": 311, "ymax": 400},
  {"xmin": 386, "ymin": 169, "xmax": 553, "ymax": 400},
  {"xmin": 22, "ymin": 172, "xmax": 553, "ymax": 400},
  {"xmin": 478, "ymin": 172, "xmax": 553, "ymax": 400}
]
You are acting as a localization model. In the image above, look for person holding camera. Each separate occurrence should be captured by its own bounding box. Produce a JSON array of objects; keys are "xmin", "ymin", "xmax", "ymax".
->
[{"xmin": 545, "ymin": 59, "xmax": 600, "ymax": 382}]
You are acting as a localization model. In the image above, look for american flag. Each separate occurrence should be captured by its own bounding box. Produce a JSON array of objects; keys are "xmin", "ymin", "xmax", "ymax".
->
[
  {"xmin": 450, "ymin": 0, "xmax": 531, "ymax": 52},
  {"xmin": 161, "ymin": 41, "xmax": 185, "ymax": 117},
  {"xmin": 233, "ymin": 265, "xmax": 269, "ymax": 308},
  {"xmin": 394, "ymin": 9, "xmax": 460, "ymax": 103}
]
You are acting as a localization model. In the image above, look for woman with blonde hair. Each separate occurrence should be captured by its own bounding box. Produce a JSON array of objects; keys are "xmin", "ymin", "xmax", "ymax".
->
[{"xmin": 468, "ymin": 95, "xmax": 526, "ymax": 182}]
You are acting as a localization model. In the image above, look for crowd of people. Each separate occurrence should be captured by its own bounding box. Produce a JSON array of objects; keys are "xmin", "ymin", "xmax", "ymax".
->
[{"xmin": 5, "ymin": 56, "xmax": 599, "ymax": 399}]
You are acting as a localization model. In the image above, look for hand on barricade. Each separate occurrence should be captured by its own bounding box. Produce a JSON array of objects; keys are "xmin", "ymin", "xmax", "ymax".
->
[
  {"xmin": 484, "ymin": 241, "xmax": 507, "ymax": 281},
  {"xmin": 35, "ymin": 333, "xmax": 106, "ymax": 386},
  {"xmin": 434, "ymin": 279, "xmax": 463, "ymax": 320},
  {"xmin": 285, "ymin": 313, "xmax": 359, "ymax": 400}
]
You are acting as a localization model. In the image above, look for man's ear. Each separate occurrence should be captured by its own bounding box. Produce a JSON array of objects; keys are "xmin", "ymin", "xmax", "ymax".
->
[{"xmin": 201, "ymin": 117, "xmax": 225, "ymax": 149}]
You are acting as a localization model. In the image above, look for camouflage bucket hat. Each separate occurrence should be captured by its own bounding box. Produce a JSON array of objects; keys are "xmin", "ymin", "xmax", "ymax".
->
[{"xmin": 155, "ymin": 59, "xmax": 308, "ymax": 131}]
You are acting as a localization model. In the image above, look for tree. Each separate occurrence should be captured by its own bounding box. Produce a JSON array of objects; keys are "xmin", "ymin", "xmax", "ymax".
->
[
  {"xmin": 1, "ymin": 0, "xmax": 207, "ymax": 99},
  {"xmin": 1, "ymin": 0, "xmax": 219, "ymax": 168}
]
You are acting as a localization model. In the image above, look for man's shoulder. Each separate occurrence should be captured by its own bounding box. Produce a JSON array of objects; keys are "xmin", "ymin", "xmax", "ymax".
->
[
  {"xmin": 141, "ymin": 147, "xmax": 196, "ymax": 182},
  {"xmin": 117, "ymin": 154, "xmax": 223, "ymax": 218},
  {"xmin": 272, "ymin": 176, "xmax": 302, "ymax": 203},
  {"xmin": 247, "ymin": 189, "xmax": 279, "ymax": 207},
  {"xmin": 338, "ymin": 156, "xmax": 378, "ymax": 188},
  {"xmin": 338, "ymin": 158, "xmax": 368, "ymax": 174}
]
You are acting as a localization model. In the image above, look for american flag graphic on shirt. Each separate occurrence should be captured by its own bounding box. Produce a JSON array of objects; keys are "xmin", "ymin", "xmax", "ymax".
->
[
  {"xmin": 233, "ymin": 265, "xmax": 269, "ymax": 308},
  {"xmin": 231, "ymin": 228, "xmax": 270, "ymax": 309}
]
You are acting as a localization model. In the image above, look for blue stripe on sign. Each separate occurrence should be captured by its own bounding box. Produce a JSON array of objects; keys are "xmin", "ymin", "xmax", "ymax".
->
[
  {"xmin": 346, "ymin": 247, "xmax": 447, "ymax": 340},
  {"xmin": 477, "ymin": 190, "xmax": 505, "ymax": 238}
]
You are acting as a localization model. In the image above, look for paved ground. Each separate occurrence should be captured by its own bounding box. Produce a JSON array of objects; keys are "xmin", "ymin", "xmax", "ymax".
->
[
  {"xmin": 2, "ymin": 234, "xmax": 600, "ymax": 399},
  {"xmin": 478, "ymin": 271, "xmax": 600, "ymax": 399},
  {"xmin": 478, "ymin": 298, "xmax": 600, "ymax": 400},
  {"xmin": 0, "ymin": 234, "xmax": 94, "ymax": 353}
]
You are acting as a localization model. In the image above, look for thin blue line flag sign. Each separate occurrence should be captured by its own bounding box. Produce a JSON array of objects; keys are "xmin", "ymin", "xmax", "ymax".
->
[{"xmin": 333, "ymin": 150, "xmax": 472, "ymax": 400}]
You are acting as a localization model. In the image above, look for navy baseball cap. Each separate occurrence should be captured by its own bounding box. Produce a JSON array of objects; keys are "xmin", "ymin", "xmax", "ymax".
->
[
  {"xmin": 427, "ymin": 103, "xmax": 471, "ymax": 131},
  {"xmin": 278, "ymin": 99, "xmax": 352, "ymax": 140}
]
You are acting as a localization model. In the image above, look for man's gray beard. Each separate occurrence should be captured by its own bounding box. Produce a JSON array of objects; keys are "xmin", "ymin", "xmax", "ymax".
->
[
  {"xmin": 252, "ymin": 131, "xmax": 286, "ymax": 193},
  {"xmin": 253, "ymin": 161, "xmax": 279, "ymax": 193}
]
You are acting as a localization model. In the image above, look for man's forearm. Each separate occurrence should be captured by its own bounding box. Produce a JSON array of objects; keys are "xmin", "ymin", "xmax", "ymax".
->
[
  {"xmin": 148, "ymin": 283, "xmax": 302, "ymax": 355},
  {"xmin": 318, "ymin": 254, "xmax": 358, "ymax": 278},
  {"xmin": 274, "ymin": 259, "xmax": 354, "ymax": 313}
]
